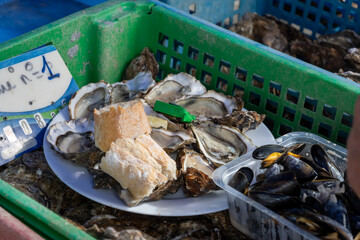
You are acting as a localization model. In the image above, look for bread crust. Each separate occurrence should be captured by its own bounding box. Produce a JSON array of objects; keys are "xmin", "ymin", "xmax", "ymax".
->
[{"xmin": 94, "ymin": 101, "xmax": 151, "ymax": 152}]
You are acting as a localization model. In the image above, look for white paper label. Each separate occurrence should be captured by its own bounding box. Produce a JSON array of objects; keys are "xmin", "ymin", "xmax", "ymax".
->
[{"xmin": 0, "ymin": 50, "xmax": 72, "ymax": 112}]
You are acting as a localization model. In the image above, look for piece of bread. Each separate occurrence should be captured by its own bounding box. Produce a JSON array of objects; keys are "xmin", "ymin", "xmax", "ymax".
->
[
  {"xmin": 135, "ymin": 134, "xmax": 177, "ymax": 180},
  {"xmin": 113, "ymin": 138, "xmax": 162, "ymax": 173},
  {"xmin": 99, "ymin": 141, "xmax": 167, "ymax": 200},
  {"xmin": 94, "ymin": 101, "xmax": 151, "ymax": 152}
]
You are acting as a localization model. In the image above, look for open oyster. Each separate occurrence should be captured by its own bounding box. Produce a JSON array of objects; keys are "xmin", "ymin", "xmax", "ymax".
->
[
  {"xmin": 69, "ymin": 72, "xmax": 155, "ymax": 120},
  {"xmin": 173, "ymin": 90, "xmax": 242, "ymax": 120},
  {"xmin": 47, "ymin": 118, "xmax": 102, "ymax": 167},
  {"xmin": 191, "ymin": 122, "xmax": 254, "ymax": 167},
  {"xmin": 111, "ymin": 72, "xmax": 155, "ymax": 103},
  {"xmin": 144, "ymin": 73, "xmax": 207, "ymax": 107},
  {"xmin": 150, "ymin": 128, "xmax": 196, "ymax": 153},
  {"xmin": 69, "ymin": 81, "xmax": 109, "ymax": 120},
  {"xmin": 178, "ymin": 148, "xmax": 217, "ymax": 197}
]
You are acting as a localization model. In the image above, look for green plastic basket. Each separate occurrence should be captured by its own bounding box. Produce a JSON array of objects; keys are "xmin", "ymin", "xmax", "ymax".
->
[{"xmin": 0, "ymin": 0, "xmax": 359, "ymax": 237}]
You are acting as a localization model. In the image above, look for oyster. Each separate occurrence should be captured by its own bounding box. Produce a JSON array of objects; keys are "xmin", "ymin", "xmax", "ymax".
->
[
  {"xmin": 69, "ymin": 81, "xmax": 109, "ymax": 120},
  {"xmin": 150, "ymin": 128, "xmax": 196, "ymax": 153},
  {"xmin": 191, "ymin": 122, "xmax": 254, "ymax": 167},
  {"xmin": 124, "ymin": 47, "xmax": 159, "ymax": 80},
  {"xmin": 69, "ymin": 73, "xmax": 156, "ymax": 120},
  {"xmin": 47, "ymin": 118, "xmax": 102, "ymax": 168},
  {"xmin": 144, "ymin": 73, "xmax": 207, "ymax": 107},
  {"xmin": 212, "ymin": 110, "xmax": 265, "ymax": 133},
  {"xmin": 178, "ymin": 148, "xmax": 217, "ymax": 197},
  {"xmin": 173, "ymin": 90, "xmax": 242, "ymax": 120},
  {"xmin": 111, "ymin": 72, "xmax": 155, "ymax": 103},
  {"xmin": 344, "ymin": 48, "xmax": 360, "ymax": 73}
]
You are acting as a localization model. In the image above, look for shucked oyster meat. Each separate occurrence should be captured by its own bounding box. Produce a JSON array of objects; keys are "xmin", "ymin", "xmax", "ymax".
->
[
  {"xmin": 150, "ymin": 128, "xmax": 196, "ymax": 153},
  {"xmin": 191, "ymin": 122, "xmax": 255, "ymax": 167},
  {"xmin": 178, "ymin": 148, "xmax": 217, "ymax": 197},
  {"xmin": 69, "ymin": 72, "xmax": 155, "ymax": 120},
  {"xmin": 69, "ymin": 81, "xmax": 109, "ymax": 120},
  {"xmin": 173, "ymin": 90, "xmax": 243, "ymax": 120},
  {"xmin": 110, "ymin": 72, "xmax": 155, "ymax": 103},
  {"xmin": 47, "ymin": 118, "xmax": 103, "ymax": 168},
  {"xmin": 144, "ymin": 72, "xmax": 207, "ymax": 107}
]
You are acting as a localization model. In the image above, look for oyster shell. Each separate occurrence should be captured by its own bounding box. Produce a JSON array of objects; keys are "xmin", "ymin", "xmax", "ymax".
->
[
  {"xmin": 178, "ymin": 148, "xmax": 217, "ymax": 197},
  {"xmin": 191, "ymin": 122, "xmax": 254, "ymax": 167},
  {"xmin": 150, "ymin": 128, "xmax": 196, "ymax": 153},
  {"xmin": 212, "ymin": 110, "xmax": 265, "ymax": 133},
  {"xmin": 69, "ymin": 73, "xmax": 155, "ymax": 120},
  {"xmin": 173, "ymin": 90, "xmax": 242, "ymax": 120},
  {"xmin": 124, "ymin": 47, "xmax": 159, "ymax": 80},
  {"xmin": 47, "ymin": 118, "xmax": 102, "ymax": 168},
  {"xmin": 69, "ymin": 81, "xmax": 109, "ymax": 120},
  {"xmin": 144, "ymin": 73, "xmax": 207, "ymax": 107},
  {"xmin": 111, "ymin": 72, "xmax": 155, "ymax": 103}
]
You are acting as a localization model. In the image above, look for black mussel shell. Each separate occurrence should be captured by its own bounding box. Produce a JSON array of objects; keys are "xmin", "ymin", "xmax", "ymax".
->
[
  {"xmin": 251, "ymin": 179, "xmax": 300, "ymax": 196},
  {"xmin": 300, "ymin": 156, "xmax": 333, "ymax": 179},
  {"xmin": 248, "ymin": 191, "xmax": 299, "ymax": 211},
  {"xmin": 252, "ymin": 144, "xmax": 286, "ymax": 160},
  {"xmin": 264, "ymin": 170, "xmax": 296, "ymax": 182},
  {"xmin": 256, "ymin": 163, "xmax": 281, "ymax": 182},
  {"xmin": 282, "ymin": 155, "xmax": 318, "ymax": 183},
  {"xmin": 288, "ymin": 143, "xmax": 307, "ymax": 155},
  {"xmin": 311, "ymin": 144, "xmax": 331, "ymax": 173},
  {"xmin": 228, "ymin": 167, "xmax": 254, "ymax": 193}
]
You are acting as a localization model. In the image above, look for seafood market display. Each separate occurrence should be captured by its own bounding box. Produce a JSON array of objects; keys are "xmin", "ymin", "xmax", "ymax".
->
[
  {"xmin": 45, "ymin": 48, "xmax": 265, "ymax": 208},
  {"xmin": 230, "ymin": 12, "xmax": 360, "ymax": 83},
  {"xmin": 228, "ymin": 142, "xmax": 360, "ymax": 239}
]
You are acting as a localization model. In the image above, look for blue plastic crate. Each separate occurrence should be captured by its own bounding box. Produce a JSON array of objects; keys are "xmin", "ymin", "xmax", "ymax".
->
[
  {"xmin": 153, "ymin": 0, "xmax": 360, "ymax": 39},
  {"xmin": 0, "ymin": 0, "xmax": 106, "ymax": 43}
]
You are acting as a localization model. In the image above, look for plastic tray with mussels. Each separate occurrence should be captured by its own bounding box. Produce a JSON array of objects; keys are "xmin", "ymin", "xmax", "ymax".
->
[{"xmin": 213, "ymin": 132, "xmax": 348, "ymax": 240}]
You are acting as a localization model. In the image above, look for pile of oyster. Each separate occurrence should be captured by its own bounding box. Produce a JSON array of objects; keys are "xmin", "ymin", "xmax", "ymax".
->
[
  {"xmin": 46, "ymin": 48, "xmax": 265, "ymax": 206},
  {"xmin": 229, "ymin": 143, "xmax": 360, "ymax": 239},
  {"xmin": 230, "ymin": 12, "xmax": 360, "ymax": 83}
]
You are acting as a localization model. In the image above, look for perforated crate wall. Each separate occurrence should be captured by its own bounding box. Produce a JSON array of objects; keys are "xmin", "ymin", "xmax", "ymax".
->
[
  {"xmin": 153, "ymin": 30, "xmax": 356, "ymax": 146},
  {"xmin": 155, "ymin": 0, "xmax": 360, "ymax": 39}
]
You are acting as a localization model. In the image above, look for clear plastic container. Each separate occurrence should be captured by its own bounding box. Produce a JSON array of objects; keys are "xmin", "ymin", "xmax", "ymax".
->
[{"xmin": 213, "ymin": 131, "xmax": 347, "ymax": 240}]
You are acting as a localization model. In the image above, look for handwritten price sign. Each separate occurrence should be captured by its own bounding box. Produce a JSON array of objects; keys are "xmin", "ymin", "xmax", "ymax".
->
[{"xmin": 0, "ymin": 45, "xmax": 78, "ymax": 165}]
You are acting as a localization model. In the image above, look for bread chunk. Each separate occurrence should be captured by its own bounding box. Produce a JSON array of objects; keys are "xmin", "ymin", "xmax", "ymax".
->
[
  {"xmin": 99, "ymin": 141, "xmax": 167, "ymax": 200},
  {"xmin": 135, "ymin": 134, "xmax": 177, "ymax": 180},
  {"xmin": 94, "ymin": 101, "xmax": 151, "ymax": 152}
]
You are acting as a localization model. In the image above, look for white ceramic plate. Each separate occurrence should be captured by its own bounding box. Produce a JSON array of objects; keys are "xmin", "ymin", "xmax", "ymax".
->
[{"xmin": 43, "ymin": 107, "xmax": 275, "ymax": 216}]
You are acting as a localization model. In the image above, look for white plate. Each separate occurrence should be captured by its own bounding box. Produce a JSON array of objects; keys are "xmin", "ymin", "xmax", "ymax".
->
[{"xmin": 43, "ymin": 107, "xmax": 276, "ymax": 216}]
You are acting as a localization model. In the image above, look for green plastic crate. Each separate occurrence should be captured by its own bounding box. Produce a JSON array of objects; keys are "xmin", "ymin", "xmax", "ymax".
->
[{"xmin": 0, "ymin": 0, "xmax": 359, "ymax": 237}]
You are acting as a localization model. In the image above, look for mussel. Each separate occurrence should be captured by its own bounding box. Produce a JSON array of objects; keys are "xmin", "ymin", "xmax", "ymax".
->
[
  {"xmin": 252, "ymin": 144, "xmax": 286, "ymax": 160},
  {"xmin": 247, "ymin": 191, "xmax": 299, "ymax": 210},
  {"xmin": 228, "ymin": 167, "xmax": 254, "ymax": 193},
  {"xmin": 282, "ymin": 155, "xmax": 318, "ymax": 183}
]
